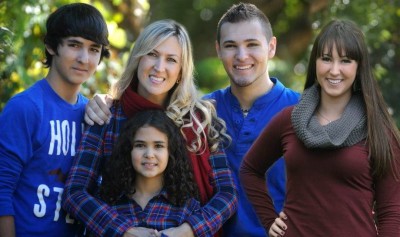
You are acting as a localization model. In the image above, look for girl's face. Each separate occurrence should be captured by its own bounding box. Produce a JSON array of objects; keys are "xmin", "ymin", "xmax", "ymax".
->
[
  {"xmin": 131, "ymin": 126, "xmax": 169, "ymax": 181},
  {"xmin": 137, "ymin": 36, "xmax": 182, "ymax": 105},
  {"xmin": 316, "ymin": 44, "xmax": 358, "ymax": 101}
]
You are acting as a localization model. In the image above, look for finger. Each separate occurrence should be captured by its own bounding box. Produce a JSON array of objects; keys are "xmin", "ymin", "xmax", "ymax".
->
[
  {"xmin": 94, "ymin": 94, "xmax": 112, "ymax": 115},
  {"xmin": 104, "ymin": 94, "xmax": 114, "ymax": 108},
  {"xmin": 85, "ymin": 103, "xmax": 104, "ymax": 125},
  {"xmin": 271, "ymin": 223, "xmax": 285, "ymax": 237},
  {"xmin": 93, "ymin": 95, "xmax": 112, "ymax": 123},
  {"xmin": 84, "ymin": 111, "xmax": 95, "ymax": 126},
  {"xmin": 279, "ymin": 211, "xmax": 287, "ymax": 220}
]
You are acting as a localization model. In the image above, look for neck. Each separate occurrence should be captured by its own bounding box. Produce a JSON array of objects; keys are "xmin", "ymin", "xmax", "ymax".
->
[
  {"xmin": 318, "ymin": 92, "xmax": 352, "ymax": 122},
  {"xmin": 45, "ymin": 73, "xmax": 81, "ymax": 104},
  {"xmin": 132, "ymin": 177, "xmax": 163, "ymax": 209},
  {"xmin": 134, "ymin": 176, "xmax": 163, "ymax": 196},
  {"xmin": 231, "ymin": 76, "xmax": 274, "ymax": 110},
  {"xmin": 137, "ymin": 87, "xmax": 168, "ymax": 107}
]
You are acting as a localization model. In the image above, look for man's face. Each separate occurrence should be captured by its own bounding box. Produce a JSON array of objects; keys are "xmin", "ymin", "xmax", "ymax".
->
[
  {"xmin": 216, "ymin": 20, "xmax": 276, "ymax": 89},
  {"xmin": 47, "ymin": 36, "xmax": 102, "ymax": 86}
]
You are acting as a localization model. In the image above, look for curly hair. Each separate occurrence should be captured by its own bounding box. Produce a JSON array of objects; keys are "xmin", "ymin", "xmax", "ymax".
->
[
  {"xmin": 100, "ymin": 110, "xmax": 199, "ymax": 206},
  {"xmin": 109, "ymin": 19, "xmax": 231, "ymax": 154}
]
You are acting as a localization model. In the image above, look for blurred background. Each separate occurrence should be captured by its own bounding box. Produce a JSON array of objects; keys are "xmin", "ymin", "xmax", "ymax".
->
[{"xmin": 1, "ymin": 0, "xmax": 399, "ymax": 125}]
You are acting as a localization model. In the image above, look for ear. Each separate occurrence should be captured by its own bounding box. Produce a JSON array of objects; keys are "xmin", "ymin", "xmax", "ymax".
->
[
  {"xmin": 215, "ymin": 40, "xmax": 221, "ymax": 58},
  {"xmin": 268, "ymin": 36, "xmax": 277, "ymax": 58},
  {"xmin": 45, "ymin": 44, "xmax": 56, "ymax": 56}
]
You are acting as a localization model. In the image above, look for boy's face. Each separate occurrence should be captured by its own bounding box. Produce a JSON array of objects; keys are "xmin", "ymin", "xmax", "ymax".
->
[
  {"xmin": 216, "ymin": 20, "xmax": 276, "ymax": 89},
  {"xmin": 46, "ymin": 36, "xmax": 102, "ymax": 86}
]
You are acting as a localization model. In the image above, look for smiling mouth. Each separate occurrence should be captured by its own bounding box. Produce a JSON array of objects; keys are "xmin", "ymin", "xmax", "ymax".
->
[
  {"xmin": 142, "ymin": 163, "xmax": 158, "ymax": 168},
  {"xmin": 73, "ymin": 67, "xmax": 88, "ymax": 72},
  {"xmin": 327, "ymin": 79, "xmax": 342, "ymax": 84},
  {"xmin": 234, "ymin": 65, "xmax": 253, "ymax": 70},
  {"xmin": 150, "ymin": 75, "xmax": 165, "ymax": 83}
]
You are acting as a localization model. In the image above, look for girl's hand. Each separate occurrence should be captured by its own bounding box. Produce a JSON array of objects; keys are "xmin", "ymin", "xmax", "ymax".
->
[
  {"xmin": 269, "ymin": 211, "xmax": 288, "ymax": 237},
  {"xmin": 160, "ymin": 222, "xmax": 194, "ymax": 237}
]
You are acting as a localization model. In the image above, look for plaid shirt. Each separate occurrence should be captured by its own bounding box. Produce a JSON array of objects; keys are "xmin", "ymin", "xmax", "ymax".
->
[
  {"xmin": 84, "ymin": 189, "xmax": 201, "ymax": 235},
  {"xmin": 62, "ymin": 102, "xmax": 237, "ymax": 237}
]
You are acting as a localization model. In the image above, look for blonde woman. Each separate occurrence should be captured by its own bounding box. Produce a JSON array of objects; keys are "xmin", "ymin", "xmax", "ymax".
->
[{"xmin": 63, "ymin": 20, "xmax": 237, "ymax": 237}]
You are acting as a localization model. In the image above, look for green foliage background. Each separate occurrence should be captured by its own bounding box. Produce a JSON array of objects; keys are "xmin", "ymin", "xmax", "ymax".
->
[{"xmin": 1, "ymin": 0, "xmax": 399, "ymax": 125}]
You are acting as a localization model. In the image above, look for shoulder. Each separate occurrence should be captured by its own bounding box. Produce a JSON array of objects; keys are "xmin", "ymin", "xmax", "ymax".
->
[
  {"xmin": 271, "ymin": 77, "xmax": 300, "ymax": 101},
  {"xmin": 2, "ymin": 81, "xmax": 46, "ymax": 117},
  {"xmin": 271, "ymin": 106, "xmax": 294, "ymax": 125},
  {"xmin": 203, "ymin": 87, "xmax": 230, "ymax": 100}
]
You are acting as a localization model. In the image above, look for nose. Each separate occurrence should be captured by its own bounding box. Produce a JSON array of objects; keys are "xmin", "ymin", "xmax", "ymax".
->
[
  {"xmin": 329, "ymin": 61, "xmax": 340, "ymax": 76},
  {"xmin": 235, "ymin": 46, "xmax": 248, "ymax": 61},
  {"xmin": 153, "ymin": 58, "xmax": 165, "ymax": 72},
  {"xmin": 144, "ymin": 148, "xmax": 155, "ymax": 159},
  {"xmin": 77, "ymin": 49, "xmax": 89, "ymax": 64}
]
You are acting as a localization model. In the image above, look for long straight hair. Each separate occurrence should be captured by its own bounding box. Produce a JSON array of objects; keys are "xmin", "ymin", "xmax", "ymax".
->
[{"xmin": 305, "ymin": 19, "xmax": 399, "ymax": 179}]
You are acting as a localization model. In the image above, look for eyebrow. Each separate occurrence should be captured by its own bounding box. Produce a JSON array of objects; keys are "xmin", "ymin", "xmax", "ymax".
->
[
  {"xmin": 222, "ymin": 38, "xmax": 259, "ymax": 44},
  {"xmin": 134, "ymin": 139, "xmax": 167, "ymax": 143},
  {"xmin": 152, "ymin": 49, "xmax": 179, "ymax": 58},
  {"xmin": 65, "ymin": 39, "xmax": 102, "ymax": 48}
]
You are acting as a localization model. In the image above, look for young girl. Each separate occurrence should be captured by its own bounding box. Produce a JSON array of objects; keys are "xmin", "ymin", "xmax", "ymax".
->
[
  {"xmin": 240, "ymin": 19, "xmax": 400, "ymax": 237},
  {"xmin": 99, "ymin": 110, "xmax": 200, "ymax": 236}
]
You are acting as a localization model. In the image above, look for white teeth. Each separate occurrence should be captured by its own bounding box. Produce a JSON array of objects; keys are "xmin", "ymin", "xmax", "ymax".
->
[
  {"xmin": 143, "ymin": 163, "xmax": 157, "ymax": 167},
  {"xmin": 235, "ymin": 65, "xmax": 252, "ymax": 70},
  {"xmin": 328, "ymin": 79, "xmax": 342, "ymax": 84},
  {"xmin": 150, "ymin": 76, "xmax": 164, "ymax": 82}
]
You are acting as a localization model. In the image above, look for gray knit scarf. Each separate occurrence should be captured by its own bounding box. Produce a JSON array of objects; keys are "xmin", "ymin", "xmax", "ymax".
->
[{"xmin": 291, "ymin": 84, "xmax": 367, "ymax": 149}]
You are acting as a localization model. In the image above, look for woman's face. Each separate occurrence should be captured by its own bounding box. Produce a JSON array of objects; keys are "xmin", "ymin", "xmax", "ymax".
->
[
  {"xmin": 316, "ymin": 44, "xmax": 358, "ymax": 101},
  {"xmin": 137, "ymin": 36, "xmax": 182, "ymax": 105}
]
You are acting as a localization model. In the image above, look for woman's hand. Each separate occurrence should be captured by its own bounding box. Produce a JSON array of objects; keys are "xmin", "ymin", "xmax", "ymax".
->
[
  {"xmin": 84, "ymin": 94, "xmax": 113, "ymax": 125},
  {"xmin": 123, "ymin": 227, "xmax": 160, "ymax": 237},
  {"xmin": 159, "ymin": 222, "xmax": 194, "ymax": 237},
  {"xmin": 269, "ymin": 212, "xmax": 287, "ymax": 237}
]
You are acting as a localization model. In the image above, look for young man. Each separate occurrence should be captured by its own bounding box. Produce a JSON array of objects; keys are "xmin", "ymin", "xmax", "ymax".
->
[
  {"xmin": 202, "ymin": 3, "xmax": 299, "ymax": 236},
  {"xmin": 0, "ymin": 3, "xmax": 109, "ymax": 236},
  {"xmin": 83, "ymin": 3, "xmax": 299, "ymax": 237}
]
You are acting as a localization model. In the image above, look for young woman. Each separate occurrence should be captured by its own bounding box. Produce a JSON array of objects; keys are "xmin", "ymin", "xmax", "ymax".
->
[
  {"xmin": 62, "ymin": 19, "xmax": 237, "ymax": 237},
  {"xmin": 240, "ymin": 19, "xmax": 400, "ymax": 237},
  {"xmin": 100, "ymin": 110, "xmax": 200, "ymax": 236}
]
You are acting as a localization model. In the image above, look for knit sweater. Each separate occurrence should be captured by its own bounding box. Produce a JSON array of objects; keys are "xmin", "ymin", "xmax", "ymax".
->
[{"xmin": 240, "ymin": 106, "xmax": 400, "ymax": 237}]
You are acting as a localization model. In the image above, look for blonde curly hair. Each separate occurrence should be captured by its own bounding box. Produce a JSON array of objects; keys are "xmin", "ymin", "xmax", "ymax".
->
[{"xmin": 110, "ymin": 19, "xmax": 230, "ymax": 153}]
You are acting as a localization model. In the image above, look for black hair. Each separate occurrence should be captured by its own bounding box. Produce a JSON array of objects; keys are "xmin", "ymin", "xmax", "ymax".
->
[
  {"xmin": 43, "ymin": 3, "xmax": 110, "ymax": 67},
  {"xmin": 100, "ymin": 110, "xmax": 199, "ymax": 206}
]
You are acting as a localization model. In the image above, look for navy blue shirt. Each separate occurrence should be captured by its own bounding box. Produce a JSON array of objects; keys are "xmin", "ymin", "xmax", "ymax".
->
[{"xmin": 204, "ymin": 78, "xmax": 300, "ymax": 237}]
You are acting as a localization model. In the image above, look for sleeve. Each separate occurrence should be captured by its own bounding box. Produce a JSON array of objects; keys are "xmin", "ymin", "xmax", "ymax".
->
[
  {"xmin": 239, "ymin": 109, "xmax": 288, "ymax": 233},
  {"xmin": 0, "ymin": 97, "xmax": 38, "ymax": 216},
  {"xmin": 62, "ymin": 123, "xmax": 133, "ymax": 237},
  {"xmin": 374, "ymin": 137, "xmax": 400, "ymax": 236},
  {"xmin": 185, "ymin": 149, "xmax": 238, "ymax": 237}
]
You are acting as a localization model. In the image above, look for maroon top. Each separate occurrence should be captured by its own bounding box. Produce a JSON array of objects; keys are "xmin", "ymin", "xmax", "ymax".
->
[{"xmin": 240, "ymin": 106, "xmax": 400, "ymax": 237}]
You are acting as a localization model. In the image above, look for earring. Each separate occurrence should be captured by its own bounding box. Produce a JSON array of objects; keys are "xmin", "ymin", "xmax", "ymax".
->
[{"xmin": 176, "ymin": 79, "xmax": 180, "ymax": 84}]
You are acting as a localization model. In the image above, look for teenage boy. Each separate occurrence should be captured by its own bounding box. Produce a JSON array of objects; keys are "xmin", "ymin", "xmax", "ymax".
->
[
  {"xmin": 203, "ymin": 3, "xmax": 299, "ymax": 236},
  {"xmin": 0, "ymin": 3, "xmax": 109, "ymax": 236}
]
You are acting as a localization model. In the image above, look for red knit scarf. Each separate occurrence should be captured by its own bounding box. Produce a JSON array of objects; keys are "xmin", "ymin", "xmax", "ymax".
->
[{"xmin": 120, "ymin": 86, "xmax": 214, "ymax": 204}]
